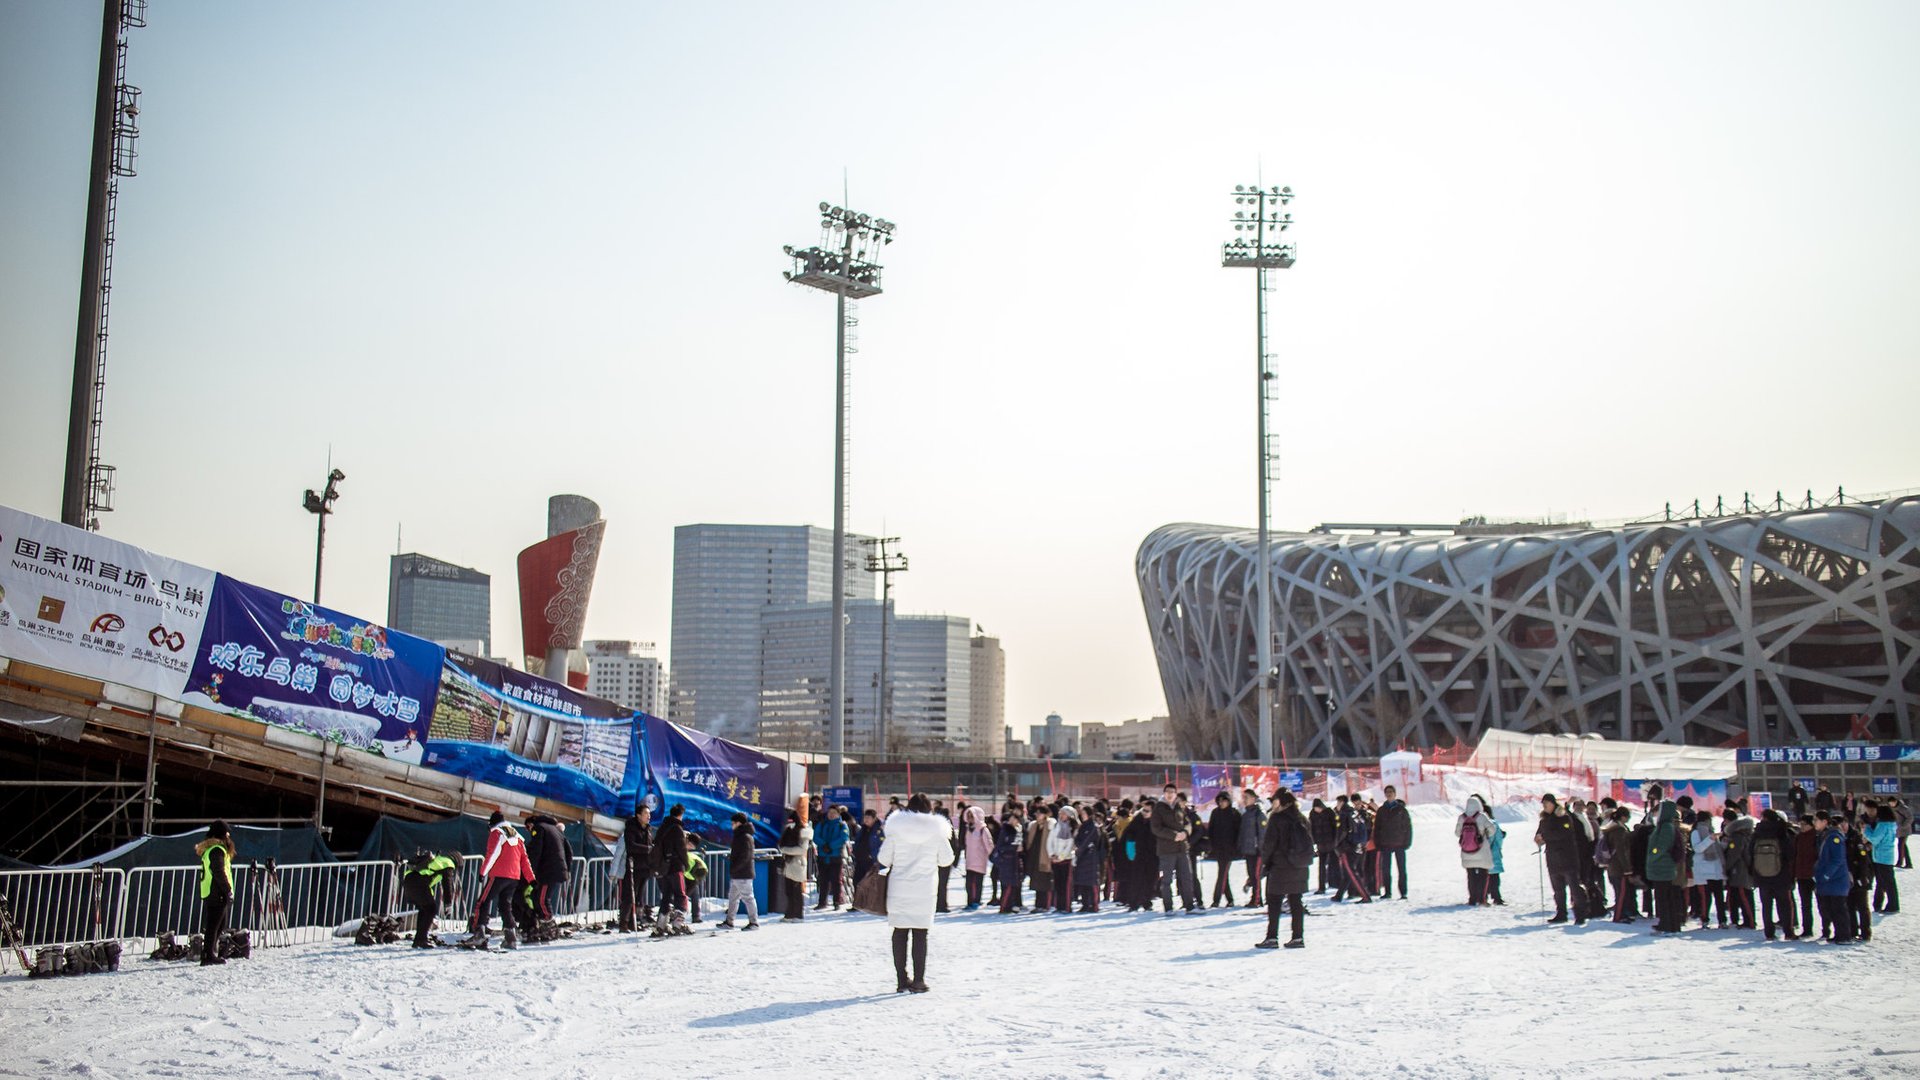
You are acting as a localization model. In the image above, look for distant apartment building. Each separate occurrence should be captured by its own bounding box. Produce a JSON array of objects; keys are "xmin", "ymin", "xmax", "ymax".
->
[
  {"xmin": 1081, "ymin": 715, "xmax": 1177, "ymax": 760},
  {"xmin": 584, "ymin": 640, "xmax": 667, "ymax": 718},
  {"xmin": 968, "ymin": 634, "xmax": 1005, "ymax": 760},
  {"xmin": 387, "ymin": 553, "xmax": 491, "ymax": 655}
]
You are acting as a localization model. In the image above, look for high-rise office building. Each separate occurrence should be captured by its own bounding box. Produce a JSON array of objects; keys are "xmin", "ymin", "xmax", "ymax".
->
[
  {"xmin": 584, "ymin": 640, "xmax": 667, "ymax": 718},
  {"xmin": 968, "ymin": 634, "xmax": 1005, "ymax": 760},
  {"xmin": 387, "ymin": 553, "xmax": 491, "ymax": 655},
  {"xmin": 758, "ymin": 601, "xmax": 971, "ymax": 755},
  {"xmin": 669, "ymin": 524, "xmax": 876, "ymax": 741}
]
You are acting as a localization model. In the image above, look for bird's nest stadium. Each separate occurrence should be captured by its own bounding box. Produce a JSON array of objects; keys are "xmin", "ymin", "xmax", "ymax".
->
[{"xmin": 1137, "ymin": 497, "xmax": 1920, "ymax": 759}]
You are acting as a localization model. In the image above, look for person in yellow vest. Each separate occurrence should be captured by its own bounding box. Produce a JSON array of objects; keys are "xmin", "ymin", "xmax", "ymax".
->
[{"xmin": 196, "ymin": 820, "xmax": 236, "ymax": 966}]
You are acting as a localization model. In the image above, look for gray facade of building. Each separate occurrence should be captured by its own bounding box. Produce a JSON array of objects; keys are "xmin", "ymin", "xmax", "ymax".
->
[
  {"xmin": 669, "ymin": 524, "xmax": 876, "ymax": 741},
  {"xmin": 387, "ymin": 553, "xmax": 491, "ymax": 655},
  {"xmin": 759, "ymin": 600, "xmax": 971, "ymax": 755}
]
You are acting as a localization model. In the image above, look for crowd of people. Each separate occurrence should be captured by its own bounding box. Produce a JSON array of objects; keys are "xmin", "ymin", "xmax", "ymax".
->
[
  {"xmin": 1452, "ymin": 784, "xmax": 1911, "ymax": 944},
  {"xmin": 380, "ymin": 777, "xmax": 1908, "ymax": 986}
]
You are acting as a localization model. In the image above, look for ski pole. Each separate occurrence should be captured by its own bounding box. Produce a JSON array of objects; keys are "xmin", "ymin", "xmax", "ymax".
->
[{"xmin": 1536, "ymin": 847, "xmax": 1545, "ymax": 912}]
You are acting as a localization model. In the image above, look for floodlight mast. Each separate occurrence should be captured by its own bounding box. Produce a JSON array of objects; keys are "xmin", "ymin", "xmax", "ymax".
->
[
  {"xmin": 1222, "ymin": 183, "xmax": 1295, "ymax": 767},
  {"xmin": 784, "ymin": 203, "xmax": 894, "ymax": 786}
]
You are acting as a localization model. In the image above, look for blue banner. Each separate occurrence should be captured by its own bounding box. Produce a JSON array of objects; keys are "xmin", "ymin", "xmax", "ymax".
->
[
  {"xmin": 641, "ymin": 716, "xmax": 790, "ymax": 848},
  {"xmin": 822, "ymin": 785, "xmax": 864, "ymax": 819},
  {"xmin": 422, "ymin": 651, "xmax": 642, "ymax": 816},
  {"xmin": 1738, "ymin": 744, "xmax": 1920, "ymax": 765},
  {"xmin": 184, "ymin": 577, "xmax": 443, "ymax": 755},
  {"xmin": 1191, "ymin": 763, "xmax": 1230, "ymax": 805}
]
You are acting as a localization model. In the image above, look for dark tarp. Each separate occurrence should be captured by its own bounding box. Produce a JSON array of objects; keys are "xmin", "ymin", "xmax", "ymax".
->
[
  {"xmin": 357, "ymin": 814, "xmax": 609, "ymax": 863},
  {"xmin": 52, "ymin": 824, "xmax": 336, "ymax": 872}
]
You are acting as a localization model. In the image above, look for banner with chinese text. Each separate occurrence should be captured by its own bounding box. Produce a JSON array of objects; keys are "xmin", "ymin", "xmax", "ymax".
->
[
  {"xmin": 641, "ymin": 716, "xmax": 793, "ymax": 847},
  {"xmin": 422, "ymin": 651, "xmax": 641, "ymax": 816},
  {"xmin": 183, "ymin": 577, "xmax": 442, "ymax": 754},
  {"xmin": 0, "ymin": 504, "xmax": 216, "ymax": 698}
]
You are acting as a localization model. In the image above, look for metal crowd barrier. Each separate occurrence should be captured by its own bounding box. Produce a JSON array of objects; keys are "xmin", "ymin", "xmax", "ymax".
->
[
  {"xmin": 0, "ymin": 868, "xmax": 125, "ymax": 949},
  {"xmin": 5, "ymin": 845, "xmax": 788, "ymax": 958}
]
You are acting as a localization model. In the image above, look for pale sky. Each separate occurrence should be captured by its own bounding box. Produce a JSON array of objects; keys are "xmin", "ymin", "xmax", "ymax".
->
[{"xmin": 4, "ymin": 2, "xmax": 1917, "ymax": 738}]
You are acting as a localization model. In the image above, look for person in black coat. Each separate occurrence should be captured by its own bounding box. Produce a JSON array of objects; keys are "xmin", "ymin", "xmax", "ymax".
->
[
  {"xmin": 1751, "ymin": 808, "xmax": 1797, "ymax": 940},
  {"xmin": 853, "ymin": 809, "xmax": 881, "ymax": 884},
  {"xmin": 619, "ymin": 805, "xmax": 654, "ymax": 931},
  {"xmin": 1122, "ymin": 805, "xmax": 1159, "ymax": 911},
  {"xmin": 719, "ymin": 813, "xmax": 760, "ymax": 929},
  {"xmin": 1256, "ymin": 790, "xmax": 1313, "ymax": 949},
  {"xmin": 524, "ymin": 813, "xmax": 572, "ymax": 936},
  {"xmin": 195, "ymin": 820, "xmax": 236, "ymax": 966},
  {"xmin": 1372, "ymin": 787, "xmax": 1413, "ymax": 900},
  {"xmin": 654, "ymin": 805, "xmax": 691, "ymax": 920},
  {"xmin": 1308, "ymin": 800, "xmax": 1336, "ymax": 894},
  {"xmin": 1787, "ymin": 784, "xmax": 1808, "ymax": 820},
  {"xmin": 1206, "ymin": 793, "xmax": 1242, "ymax": 907},
  {"xmin": 1534, "ymin": 795, "xmax": 1587, "ymax": 925},
  {"xmin": 1072, "ymin": 814, "xmax": 1107, "ymax": 912}
]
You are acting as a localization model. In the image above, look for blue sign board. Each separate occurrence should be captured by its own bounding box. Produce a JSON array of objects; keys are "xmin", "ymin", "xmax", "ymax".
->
[
  {"xmin": 1737, "ymin": 745, "xmax": 1920, "ymax": 766},
  {"xmin": 184, "ymin": 576, "xmax": 443, "ymax": 754},
  {"xmin": 822, "ymin": 785, "xmax": 864, "ymax": 818},
  {"xmin": 1279, "ymin": 770, "xmax": 1306, "ymax": 795},
  {"xmin": 1873, "ymin": 777, "xmax": 1901, "ymax": 795}
]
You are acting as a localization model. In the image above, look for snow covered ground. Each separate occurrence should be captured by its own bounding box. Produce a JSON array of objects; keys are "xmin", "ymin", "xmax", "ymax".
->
[{"xmin": 6, "ymin": 805, "xmax": 1918, "ymax": 1079}]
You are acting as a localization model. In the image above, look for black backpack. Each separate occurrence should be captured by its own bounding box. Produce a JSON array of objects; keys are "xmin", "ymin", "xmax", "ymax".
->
[{"xmin": 1751, "ymin": 836, "xmax": 1783, "ymax": 879}]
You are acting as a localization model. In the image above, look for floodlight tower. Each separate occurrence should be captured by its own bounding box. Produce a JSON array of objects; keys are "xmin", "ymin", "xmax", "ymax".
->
[
  {"xmin": 1222, "ymin": 183, "xmax": 1295, "ymax": 766},
  {"xmin": 784, "ymin": 202, "xmax": 895, "ymax": 785}
]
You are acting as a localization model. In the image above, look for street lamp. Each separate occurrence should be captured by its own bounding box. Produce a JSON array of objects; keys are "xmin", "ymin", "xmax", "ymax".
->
[
  {"xmin": 302, "ymin": 467, "xmax": 345, "ymax": 604},
  {"xmin": 784, "ymin": 202, "xmax": 895, "ymax": 786},
  {"xmin": 1222, "ymin": 183, "xmax": 1295, "ymax": 766}
]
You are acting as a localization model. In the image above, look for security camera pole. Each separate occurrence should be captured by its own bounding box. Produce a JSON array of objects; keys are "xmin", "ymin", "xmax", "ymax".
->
[
  {"xmin": 1222, "ymin": 183, "xmax": 1294, "ymax": 765},
  {"xmin": 303, "ymin": 465, "xmax": 345, "ymax": 604},
  {"xmin": 784, "ymin": 202, "xmax": 895, "ymax": 785}
]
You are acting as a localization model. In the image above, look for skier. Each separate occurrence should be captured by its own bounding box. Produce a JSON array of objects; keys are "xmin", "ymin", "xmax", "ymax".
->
[
  {"xmin": 1373, "ymin": 785, "xmax": 1412, "ymax": 901},
  {"xmin": 195, "ymin": 820, "xmax": 236, "ymax": 967},
  {"xmin": 879, "ymin": 793, "xmax": 954, "ymax": 993},
  {"xmin": 401, "ymin": 850, "xmax": 458, "ymax": 948},
  {"xmin": 1254, "ymin": 788, "xmax": 1313, "ymax": 950},
  {"xmin": 1455, "ymin": 796, "xmax": 1495, "ymax": 906},
  {"xmin": 718, "ymin": 813, "xmax": 760, "ymax": 930},
  {"xmin": 468, "ymin": 811, "xmax": 531, "ymax": 949}
]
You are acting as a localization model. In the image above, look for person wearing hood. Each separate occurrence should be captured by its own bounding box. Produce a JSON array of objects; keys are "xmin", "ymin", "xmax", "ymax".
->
[
  {"xmin": 1047, "ymin": 806, "xmax": 1079, "ymax": 913},
  {"xmin": 1254, "ymin": 788, "xmax": 1313, "ymax": 950},
  {"xmin": 960, "ymin": 806, "xmax": 993, "ymax": 910},
  {"xmin": 1122, "ymin": 800, "xmax": 1160, "ymax": 911},
  {"xmin": 196, "ymin": 820, "xmax": 237, "ymax": 966},
  {"xmin": 1643, "ymin": 786, "xmax": 1685, "ymax": 935},
  {"xmin": 879, "ymin": 794, "xmax": 955, "ymax": 993},
  {"xmin": 1688, "ymin": 814, "xmax": 1727, "ymax": 929},
  {"xmin": 1456, "ymin": 796, "xmax": 1495, "ymax": 906},
  {"xmin": 401, "ymin": 850, "xmax": 459, "ymax": 948},
  {"xmin": 469, "ymin": 811, "xmax": 532, "ymax": 948}
]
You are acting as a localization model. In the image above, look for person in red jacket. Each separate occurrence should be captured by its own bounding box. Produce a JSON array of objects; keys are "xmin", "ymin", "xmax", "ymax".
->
[{"xmin": 467, "ymin": 811, "xmax": 532, "ymax": 949}]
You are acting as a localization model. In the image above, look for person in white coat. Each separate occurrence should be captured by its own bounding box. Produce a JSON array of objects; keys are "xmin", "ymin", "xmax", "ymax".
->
[
  {"xmin": 1456, "ymin": 796, "xmax": 1497, "ymax": 905},
  {"xmin": 879, "ymin": 793, "xmax": 955, "ymax": 993}
]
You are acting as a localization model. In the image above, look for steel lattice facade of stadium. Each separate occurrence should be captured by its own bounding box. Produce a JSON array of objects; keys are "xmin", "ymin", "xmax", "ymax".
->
[{"xmin": 1136, "ymin": 498, "xmax": 1920, "ymax": 760}]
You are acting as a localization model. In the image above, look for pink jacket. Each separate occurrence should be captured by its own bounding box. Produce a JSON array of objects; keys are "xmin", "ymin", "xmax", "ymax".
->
[{"xmin": 962, "ymin": 807, "xmax": 992, "ymax": 873}]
